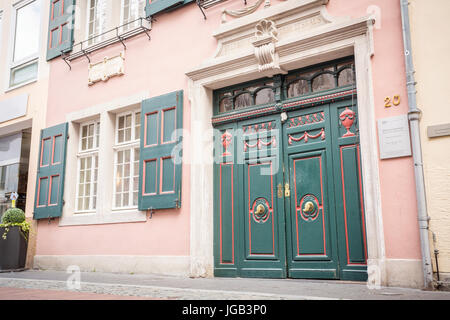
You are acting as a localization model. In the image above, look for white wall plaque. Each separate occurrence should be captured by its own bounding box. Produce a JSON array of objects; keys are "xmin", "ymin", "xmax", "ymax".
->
[
  {"xmin": 88, "ymin": 52, "xmax": 125, "ymax": 86},
  {"xmin": 378, "ymin": 115, "xmax": 412, "ymax": 159},
  {"xmin": 427, "ymin": 123, "xmax": 450, "ymax": 138}
]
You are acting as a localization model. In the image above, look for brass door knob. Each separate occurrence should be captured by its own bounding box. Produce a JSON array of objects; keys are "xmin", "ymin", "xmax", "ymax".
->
[
  {"xmin": 303, "ymin": 201, "xmax": 314, "ymax": 213},
  {"xmin": 255, "ymin": 204, "xmax": 266, "ymax": 216}
]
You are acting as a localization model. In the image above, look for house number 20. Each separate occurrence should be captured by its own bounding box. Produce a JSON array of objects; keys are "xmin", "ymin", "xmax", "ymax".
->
[{"xmin": 384, "ymin": 95, "xmax": 401, "ymax": 108}]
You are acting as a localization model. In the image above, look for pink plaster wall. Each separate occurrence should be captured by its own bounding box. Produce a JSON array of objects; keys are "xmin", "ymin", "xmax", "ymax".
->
[
  {"xmin": 39, "ymin": 3, "xmax": 222, "ymax": 257},
  {"xmin": 38, "ymin": 0, "xmax": 421, "ymax": 261},
  {"xmin": 327, "ymin": 0, "xmax": 421, "ymax": 260}
]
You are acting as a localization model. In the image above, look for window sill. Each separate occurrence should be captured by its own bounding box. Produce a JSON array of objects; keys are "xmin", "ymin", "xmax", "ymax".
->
[
  {"xmin": 111, "ymin": 206, "xmax": 138, "ymax": 211},
  {"xmin": 5, "ymin": 78, "xmax": 38, "ymax": 93},
  {"xmin": 59, "ymin": 209, "xmax": 146, "ymax": 226}
]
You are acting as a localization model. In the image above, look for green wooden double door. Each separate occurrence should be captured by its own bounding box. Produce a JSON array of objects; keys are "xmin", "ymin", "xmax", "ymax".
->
[{"xmin": 214, "ymin": 99, "xmax": 368, "ymax": 281}]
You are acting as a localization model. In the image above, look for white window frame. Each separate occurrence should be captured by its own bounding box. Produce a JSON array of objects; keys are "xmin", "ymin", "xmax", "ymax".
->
[
  {"xmin": 59, "ymin": 92, "xmax": 149, "ymax": 226},
  {"xmin": 112, "ymin": 110, "xmax": 141, "ymax": 210},
  {"xmin": 75, "ymin": 120, "xmax": 100, "ymax": 214},
  {"xmin": 7, "ymin": 0, "xmax": 43, "ymax": 91},
  {"xmin": 119, "ymin": 0, "xmax": 146, "ymax": 33},
  {"xmin": 85, "ymin": 0, "xmax": 107, "ymax": 46}
]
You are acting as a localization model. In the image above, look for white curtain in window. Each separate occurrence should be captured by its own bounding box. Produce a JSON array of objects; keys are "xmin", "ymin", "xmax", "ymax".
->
[
  {"xmin": 96, "ymin": 0, "xmax": 107, "ymax": 36},
  {"xmin": 130, "ymin": 0, "xmax": 140, "ymax": 21}
]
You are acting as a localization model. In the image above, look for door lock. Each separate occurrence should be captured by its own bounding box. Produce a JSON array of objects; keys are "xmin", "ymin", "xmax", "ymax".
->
[{"xmin": 284, "ymin": 183, "xmax": 291, "ymax": 197}]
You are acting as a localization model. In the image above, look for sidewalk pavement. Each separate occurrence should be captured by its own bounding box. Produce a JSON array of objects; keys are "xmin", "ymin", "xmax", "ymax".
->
[{"xmin": 0, "ymin": 269, "xmax": 450, "ymax": 300}]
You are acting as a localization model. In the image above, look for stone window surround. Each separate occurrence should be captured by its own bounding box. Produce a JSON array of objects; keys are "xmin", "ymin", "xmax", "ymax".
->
[
  {"xmin": 59, "ymin": 91, "xmax": 149, "ymax": 226},
  {"xmin": 185, "ymin": 0, "xmax": 387, "ymax": 285}
]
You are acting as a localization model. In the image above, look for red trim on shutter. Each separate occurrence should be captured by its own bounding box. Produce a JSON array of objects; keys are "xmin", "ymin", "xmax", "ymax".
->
[
  {"xmin": 142, "ymin": 158, "xmax": 158, "ymax": 196},
  {"xmin": 144, "ymin": 111, "xmax": 159, "ymax": 148},
  {"xmin": 48, "ymin": 174, "xmax": 60, "ymax": 206},
  {"xmin": 159, "ymin": 156, "xmax": 176, "ymax": 194}
]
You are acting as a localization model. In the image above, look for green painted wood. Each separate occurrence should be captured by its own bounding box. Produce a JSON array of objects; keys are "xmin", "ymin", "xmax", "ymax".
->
[
  {"xmin": 220, "ymin": 163, "xmax": 234, "ymax": 263},
  {"xmin": 138, "ymin": 90, "xmax": 183, "ymax": 210},
  {"xmin": 213, "ymin": 123, "xmax": 239, "ymax": 275},
  {"xmin": 293, "ymin": 155, "xmax": 326, "ymax": 255},
  {"xmin": 33, "ymin": 123, "xmax": 68, "ymax": 220},
  {"xmin": 340, "ymin": 146, "xmax": 366, "ymax": 263},
  {"xmin": 46, "ymin": 0, "xmax": 76, "ymax": 61},
  {"xmin": 239, "ymin": 115, "xmax": 286, "ymax": 278},
  {"xmin": 145, "ymin": 0, "xmax": 185, "ymax": 17},
  {"xmin": 283, "ymin": 105, "xmax": 340, "ymax": 279},
  {"xmin": 214, "ymin": 116, "xmax": 287, "ymax": 278},
  {"xmin": 330, "ymin": 100, "xmax": 368, "ymax": 281},
  {"xmin": 212, "ymin": 86, "xmax": 367, "ymax": 281}
]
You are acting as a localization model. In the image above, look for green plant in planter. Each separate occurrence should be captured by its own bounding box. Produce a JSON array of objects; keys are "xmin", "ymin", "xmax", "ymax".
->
[{"xmin": 0, "ymin": 208, "xmax": 31, "ymax": 241}]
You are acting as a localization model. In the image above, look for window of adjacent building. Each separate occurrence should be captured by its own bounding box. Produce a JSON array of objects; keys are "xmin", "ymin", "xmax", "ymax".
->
[
  {"xmin": 0, "ymin": 165, "xmax": 9, "ymax": 219},
  {"xmin": 75, "ymin": 121, "xmax": 100, "ymax": 213},
  {"xmin": 0, "ymin": 11, "xmax": 3, "ymax": 55},
  {"xmin": 121, "ymin": 0, "xmax": 146, "ymax": 32},
  {"xmin": 87, "ymin": 0, "xmax": 107, "ymax": 46},
  {"xmin": 113, "ymin": 110, "xmax": 141, "ymax": 209},
  {"xmin": 9, "ymin": 0, "xmax": 41, "ymax": 88},
  {"xmin": 0, "ymin": 166, "xmax": 6, "ymax": 192}
]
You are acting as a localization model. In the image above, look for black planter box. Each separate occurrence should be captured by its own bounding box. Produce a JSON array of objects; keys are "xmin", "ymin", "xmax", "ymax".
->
[{"xmin": 0, "ymin": 226, "xmax": 28, "ymax": 271}]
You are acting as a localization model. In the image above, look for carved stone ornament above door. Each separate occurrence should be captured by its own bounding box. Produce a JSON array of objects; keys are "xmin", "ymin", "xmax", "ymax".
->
[
  {"xmin": 186, "ymin": 0, "xmax": 375, "ymax": 84},
  {"xmin": 252, "ymin": 19, "xmax": 285, "ymax": 73}
]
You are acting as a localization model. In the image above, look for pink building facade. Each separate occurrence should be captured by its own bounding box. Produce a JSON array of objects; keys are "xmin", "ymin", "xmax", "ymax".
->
[{"xmin": 33, "ymin": 0, "xmax": 427, "ymax": 288}]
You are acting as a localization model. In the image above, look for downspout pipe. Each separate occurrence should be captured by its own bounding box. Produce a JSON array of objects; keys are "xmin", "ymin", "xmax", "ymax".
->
[{"xmin": 399, "ymin": 0, "xmax": 434, "ymax": 289}]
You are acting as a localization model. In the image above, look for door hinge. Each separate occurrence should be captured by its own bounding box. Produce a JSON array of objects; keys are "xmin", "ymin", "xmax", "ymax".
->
[{"xmin": 284, "ymin": 183, "xmax": 290, "ymax": 197}]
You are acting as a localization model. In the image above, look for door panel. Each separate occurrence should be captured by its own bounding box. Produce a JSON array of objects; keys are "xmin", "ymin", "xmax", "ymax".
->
[
  {"xmin": 219, "ymin": 162, "xmax": 235, "ymax": 264},
  {"xmin": 214, "ymin": 123, "xmax": 239, "ymax": 277},
  {"xmin": 291, "ymin": 152, "xmax": 328, "ymax": 258},
  {"xmin": 283, "ymin": 105, "xmax": 340, "ymax": 279},
  {"xmin": 330, "ymin": 101, "xmax": 368, "ymax": 281},
  {"xmin": 238, "ymin": 116, "xmax": 286, "ymax": 278},
  {"xmin": 213, "ymin": 97, "xmax": 367, "ymax": 281},
  {"xmin": 339, "ymin": 144, "xmax": 367, "ymax": 265},
  {"xmin": 244, "ymin": 161, "xmax": 277, "ymax": 258}
]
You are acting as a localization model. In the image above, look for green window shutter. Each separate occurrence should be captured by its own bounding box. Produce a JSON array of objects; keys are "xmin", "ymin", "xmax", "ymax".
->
[
  {"xmin": 34, "ymin": 123, "xmax": 68, "ymax": 220},
  {"xmin": 145, "ymin": 0, "xmax": 185, "ymax": 17},
  {"xmin": 138, "ymin": 90, "xmax": 183, "ymax": 210},
  {"xmin": 46, "ymin": 0, "xmax": 76, "ymax": 61}
]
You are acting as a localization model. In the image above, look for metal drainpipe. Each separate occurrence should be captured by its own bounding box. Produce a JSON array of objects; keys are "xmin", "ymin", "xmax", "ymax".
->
[{"xmin": 399, "ymin": 0, "xmax": 434, "ymax": 289}]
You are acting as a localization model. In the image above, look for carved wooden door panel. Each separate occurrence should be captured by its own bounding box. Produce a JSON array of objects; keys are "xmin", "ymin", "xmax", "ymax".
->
[
  {"xmin": 330, "ymin": 99, "xmax": 368, "ymax": 281},
  {"xmin": 283, "ymin": 105, "xmax": 340, "ymax": 279},
  {"xmin": 213, "ymin": 114, "xmax": 287, "ymax": 278},
  {"xmin": 238, "ymin": 115, "xmax": 287, "ymax": 278},
  {"xmin": 283, "ymin": 99, "xmax": 368, "ymax": 281},
  {"xmin": 213, "ymin": 98, "xmax": 368, "ymax": 281}
]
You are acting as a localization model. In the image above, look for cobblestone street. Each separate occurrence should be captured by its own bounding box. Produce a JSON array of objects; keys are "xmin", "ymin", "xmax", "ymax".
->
[{"xmin": 0, "ymin": 270, "xmax": 449, "ymax": 300}]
